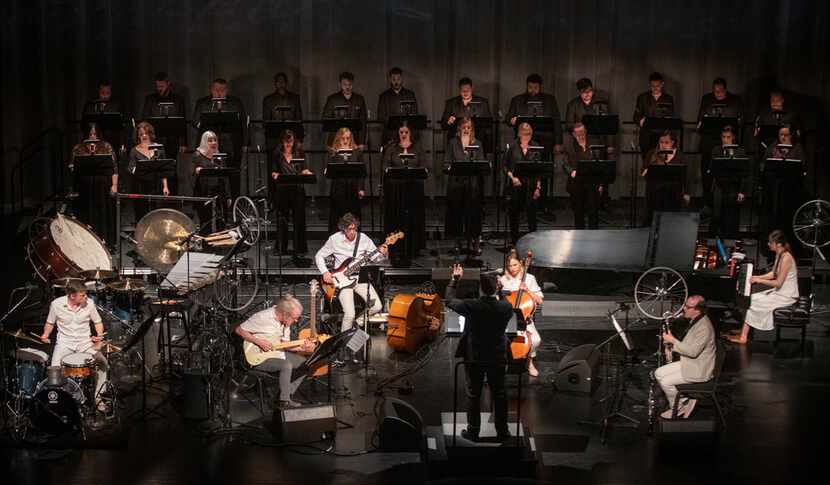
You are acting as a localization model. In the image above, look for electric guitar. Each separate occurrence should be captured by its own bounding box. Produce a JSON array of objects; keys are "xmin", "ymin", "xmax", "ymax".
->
[
  {"xmin": 244, "ymin": 336, "xmax": 308, "ymax": 366},
  {"xmin": 322, "ymin": 231, "xmax": 404, "ymax": 301}
]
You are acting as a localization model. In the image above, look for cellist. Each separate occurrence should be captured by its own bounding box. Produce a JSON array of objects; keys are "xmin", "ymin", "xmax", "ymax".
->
[{"xmin": 499, "ymin": 251, "xmax": 544, "ymax": 376}]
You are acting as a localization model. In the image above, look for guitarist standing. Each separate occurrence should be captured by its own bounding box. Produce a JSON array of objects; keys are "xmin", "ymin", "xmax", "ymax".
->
[
  {"xmin": 315, "ymin": 213, "xmax": 388, "ymax": 334},
  {"xmin": 235, "ymin": 296, "xmax": 315, "ymax": 408}
]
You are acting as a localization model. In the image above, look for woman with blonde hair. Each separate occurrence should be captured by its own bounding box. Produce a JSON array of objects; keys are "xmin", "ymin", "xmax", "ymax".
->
[
  {"xmin": 444, "ymin": 117, "xmax": 485, "ymax": 255},
  {"xmin": 326, "ymin": 127, "xmax": 365, "ymax": 232}
]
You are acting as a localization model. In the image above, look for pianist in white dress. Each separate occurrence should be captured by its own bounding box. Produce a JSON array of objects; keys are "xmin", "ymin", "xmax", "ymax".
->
[{"xmin": 729, "ymin": 230, "xmax": 799, "ymax": 344}]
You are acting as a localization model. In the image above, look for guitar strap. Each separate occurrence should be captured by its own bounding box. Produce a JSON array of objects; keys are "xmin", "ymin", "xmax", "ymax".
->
[{"xmin": 352, "ymin": 231, "xmax": 361, "ymax": 258}]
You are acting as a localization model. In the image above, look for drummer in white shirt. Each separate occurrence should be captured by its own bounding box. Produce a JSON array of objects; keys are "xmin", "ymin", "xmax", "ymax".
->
[
  {"xmin": 499, "ymin": 252, "xmax": 544, "ymax": 376},
  {"xmin": 39, "ymin": 281, "xmax": 109, "ymax": 412}
]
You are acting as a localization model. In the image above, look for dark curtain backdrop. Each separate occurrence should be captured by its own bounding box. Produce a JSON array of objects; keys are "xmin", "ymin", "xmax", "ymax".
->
[{"xmin": 2, "ymin": 0, "xmax": 829, "ymax": 203}]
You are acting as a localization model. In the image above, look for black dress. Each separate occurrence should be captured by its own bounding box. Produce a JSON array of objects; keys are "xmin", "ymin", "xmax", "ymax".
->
[
  {"xmin": 642, "ymin": 149, "xmax": 687, "ymax": 226},
  {"xmin": 128, "ymin": 145, "xmax": 167, "ymax": 224},
  {"xmin": 326, "ymin": 150, "xmax": 365, "ymax": 232},
  {"xmin": 270, "ymin": 152, "xmax": 308, "ymax": 254},
  {"xmin": 382, "ymin": 143, "xmax": 427, "ymax": 263},
  {"xmin": 191, "ymin": 151, "xmax": 231, "ymax": 229},
  {"xmin": 633, "ymin": 92, "xmax": 676, "ymax": 160},
  {"xmin": 709, "ymin": 145, "xmax": 749, "ymax": 238},
  {"xmin": 761, "ymin": 143, "xmax": 807, "ymax": 238},
  {"xmin": 504, "ymin": 139, "xmax": 545, "ymax": 242},
  {"xmin": 444, "ymin": 138, "xmax": 484, "ymax": 240},
  {"xmin": 193, "ymin": 95, "xmax": 246, "ymax": 197},
  {"xmin": 70, "ymin": 141, "xmax": 117, "ymax": 245},
  {"xmin": 563, "ymin": 136, "xmax": 607, "ymax": 230}
]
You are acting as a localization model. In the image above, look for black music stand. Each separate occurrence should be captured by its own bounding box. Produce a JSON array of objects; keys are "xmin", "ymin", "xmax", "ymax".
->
[
  {"xmin": 82, "ymin": 112, "xmax": 123, "ymax": 136},
  {"xmin": 264, "ymin": 119, "xmax": 305, "ymax": 141},
  {"xmin": 322, "ymin": 117, "xmax": 363, "ymax": 134},
  {"xmin": 700, "ymin": 115, "xmax": 739, "ymax": 136},
  {"xmin": 710, "ymin": 157, "xmax": 750, "ymax": 180},
  {"xmin": 384, "ymin": 166, "xmax": 428, "ymax": 264},
  {"xmin": 72, "ymin": 154, "xmax": 114, "ymax": 177},
  {"xmin": 515, "ymin": 115, "xmax": 556, "ymax": 134},
  {"xmin": 646, "ymin": 163, "xmax": 687, "ymax": 186},
  {"xmin": 297, "ymin": 328, "xmax": 358, "ymax": 403},
  {"xmin": 757, "ymin": 124, "xmax": 784, "ymax": 144},
  {"xmin": 444, "ymin": 161, "xmax": 492, "ymax": 177},
  {"xmin": 643, "ymin": 116, "xmax": 682, "ymax": 133},
  {"xmin": 763, "ymin": 157, "xmax": 804, "ymax": 176},
  {"xmin": 122, "ymin": 309, "xmax": 166, "ymax": 420},
  {"xmin": 324, "ymin": 161, "xmax": 367, "ymax": 180},
  {"xmin": 582, "ymin": 114, "xmax": 620, "ymax": 136},
  {"xmin": 272, "ymin": 168, "xmax": 317, "ymax": 274},
  {"xmin": 197, "ymin": 166, "xmax": 237, "ymax": 231},
  {"xmin": 513, "ymin": 161, "xmax": 554, "ymax": 179},
  {"xmin": 356, "ymin": 264, "xmax": 382, "ymax": 374},
  {"xmin": 147, "ymin": 116, "xmax": 187, "ymax": 143},
  {"xmin": 387, "ymin": 114, "xmax": 427, "ymax": 131},
  {"xmin": 132, "ymin": 158, "xmax": 176, "ymax": 179},
  {"xmin": 576, "ymin": 160, "xmax": 617, "ymax": 185}
]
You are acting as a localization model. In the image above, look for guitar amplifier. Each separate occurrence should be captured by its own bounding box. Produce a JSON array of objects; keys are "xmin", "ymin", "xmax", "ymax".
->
[{"xmin": 272, "ymin": 403, "xmax": 336, "ymax": 443}]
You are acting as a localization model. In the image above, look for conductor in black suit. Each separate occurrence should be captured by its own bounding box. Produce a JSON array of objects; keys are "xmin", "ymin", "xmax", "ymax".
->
[{"xmin": 445, "ymin": 264, "xmax": 514, "ymax": 442}]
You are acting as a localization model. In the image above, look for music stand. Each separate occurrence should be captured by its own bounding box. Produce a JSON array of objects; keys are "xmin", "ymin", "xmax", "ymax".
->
[
  {"xmin": 576, "ymin": 160, "xmax": 617, "ymax": 185},
  {"xmin": 443, "ymin": 160, "xmax": 492, "ymax": 177},
  {"xmin": 646, "ymin": 163, "xmax": 687, "ymax": 186},
  {"xmin": 199, "ymin": 111, "xmax": 242, "ymax": 137},
  {"xmin": 386, "ymin": 114, "xmax": 427, "ymax": 131},
  {"xmin": 513, "ymin": 161, "xmax": 554, "ymax": 179},
  {"xmin": 322, "ymin": 116, "xmax": 363, "ymax": 134},
  {"xmin": 515, "ymin": 115, "xmax": 556, "ymax": 134},
  {"xmin": 582, "ymin": 114, "xmax": 620, "ymax": 136},
  {"xmin": 71, "ymin": 154, "xmax": 114, "ymax": 177},
  {"xmin": 132, "ymin": 158, "xmax": 176, "ymax": 179},
  {"xmin": 700, "ymin": 115, "xmax": 739, "ymax": 136},
  {"xmin": 264, "ymin": 119, "xmax": 305, "ymax": 141},
  {"xmin": 324, "ymin": 161, "xmax": 367, "ymax": 179},
  {"xmin": 710, "ymin": 156, "xmax": 750, "ymax": 180},
  {"xmin": 763, "ymin": 157, "xmax": 804, "ymax": 176},
  {"xmin": 757, "ymin": 124, "xmax": 783, "ymax": 143},
  {"xmin": 147, "ymin": 116, "xmax": 187, "ymax": 142},
  {"xmin": 122, "ymin": 309, "xmax": 166, "ymax": 420},
  {"xmin": 82, "ymin": 112, "xmax": 123, "ymax": 135},
  {"xmin": 643, "ymin": 116, "xmax": 682, "ymax": 133}
]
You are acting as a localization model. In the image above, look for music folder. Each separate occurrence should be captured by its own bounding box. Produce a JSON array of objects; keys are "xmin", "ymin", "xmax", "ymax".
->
[
  {"xmin": 513, "ymin": 161, "xmax": 554, "ymax": 178},
  {"xmin": 324, "ymin": 162, "xmax": 367, "ymax": 179},
  {"xmin": 582, "ymin": 113, "xmax": 619, "ymax": 135},
  {"xmin": 71, "ymin": 154, "xmax": 115, "ymax": 176},
  {"xmin": 575, "ymin": 159, "xmax": 617, "ymax": 184},
  {"xmin": 132, "ymin": 158, "xmax": 176, "ymax": 178},
  {"xmin": 710, "ymin": 156, "xmax": 750, "ymax": 179},
  {"xmin": 700, "ymin": 115, "xmax": 739, "ymax": 135}
]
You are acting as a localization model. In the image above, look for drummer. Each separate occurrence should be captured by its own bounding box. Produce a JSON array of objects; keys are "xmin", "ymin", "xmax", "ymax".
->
[
  {"xmin": 499, "ymin": 252, "xmax": 544, "ymax": 377},
  {"xmin": 39, "ymin": 281, "xmax": 110, "ymax": 413}
]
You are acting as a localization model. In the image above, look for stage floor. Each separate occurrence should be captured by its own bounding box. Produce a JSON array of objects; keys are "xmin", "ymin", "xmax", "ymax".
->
[{"xmin": 2, "ymin": 282, "xmax": 829, "ymax": 484}]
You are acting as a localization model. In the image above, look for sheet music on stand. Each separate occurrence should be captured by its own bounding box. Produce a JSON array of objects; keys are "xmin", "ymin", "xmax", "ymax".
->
[
  {"xmin": 160, "ymin": 251, "xmax": 224, "ymax": 292},
  {"xmin": 346, "ymin": 328, "xmax": 371, "ymax": 353}
]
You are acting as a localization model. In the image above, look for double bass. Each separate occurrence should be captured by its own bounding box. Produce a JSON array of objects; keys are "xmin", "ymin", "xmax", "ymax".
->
[
  {"xmin": 386, "ymin": 290, "xmax": 443, "ymax": 354},
  {"xmin": 505, "ymin": 251, "xmax": 536, "ymax": 361}
]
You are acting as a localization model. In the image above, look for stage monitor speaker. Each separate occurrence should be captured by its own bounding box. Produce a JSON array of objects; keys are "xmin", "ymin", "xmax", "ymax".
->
[
  {"xmin": 431, "ymin": 267, "xmax": 481, "ymax": 299},
  {"xmin": 554, "ymin": 343, "xmax": 600, "ymax": 394},
  {"xmin": 182, "ymin": 369, "xmax": 211, "ymax": 420},
  {"xmin": 379, "ymin": 398, "xmax": 424, "ymax": 451},
  {"xmin": 273, "ymin": 403, "xmax": 336, "ymax": 443}
]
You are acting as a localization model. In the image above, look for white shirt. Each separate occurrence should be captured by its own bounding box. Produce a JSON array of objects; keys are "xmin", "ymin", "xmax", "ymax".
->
[
  {"xmin": 239, "ymin": 307, "xmax": 291, "ymax": 359},
  {"xmin": 499, "ymin": 271, "xmax": 543, "ymax": 298},
  {"xmin": 315, "ymin": 231, "xmax": 383, "ymax": 274},
  {"xmin": 46, "ymin": 295, "xmax": 102, "ymax": 344}
]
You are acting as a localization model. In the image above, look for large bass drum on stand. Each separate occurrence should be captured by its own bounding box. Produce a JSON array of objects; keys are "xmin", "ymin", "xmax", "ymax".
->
[{"xmin": 26, "ymin": 213, "xmax": 114, "ymax": 282}]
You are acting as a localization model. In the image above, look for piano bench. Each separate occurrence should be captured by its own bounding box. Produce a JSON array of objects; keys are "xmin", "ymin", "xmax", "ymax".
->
[{"xmin": 773, "ymin": 296, "xmax": 812, "ymax": 357}]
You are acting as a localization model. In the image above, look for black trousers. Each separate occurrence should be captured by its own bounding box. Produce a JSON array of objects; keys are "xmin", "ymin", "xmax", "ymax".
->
[
  {"xmin": 568, "ymin": 182, "xmax": 599, "ymax": 229},
  {"xmin": 464, "ymin": 362, "xmax": 508, "ymax": 436},
  {"xmin": 273, "ymin": 185, "xmax": 307, "ymax": 254},
  {"xmin": 507, "ymin": 183, "xmax": 538, "ymax": 244}
]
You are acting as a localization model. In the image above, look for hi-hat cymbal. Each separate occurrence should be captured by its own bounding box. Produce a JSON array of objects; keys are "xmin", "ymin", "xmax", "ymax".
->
[
  {"xmin": 134, "ymin": 208, "xmax": 195, "ymax": 272},
  {"xmin": 80, "ymin": 269, "xmax": 119, "ymax": 281},
  {"xmin": 52, "ymin": 277, "xmax": 83, "ymax": 288},
  {"xmin": 107, "ymin": 278, "xmax": 147, "ymax": 292},
  {"xmin": 2, "ymin": 329, "xmax": 42, "ymax": 345}
]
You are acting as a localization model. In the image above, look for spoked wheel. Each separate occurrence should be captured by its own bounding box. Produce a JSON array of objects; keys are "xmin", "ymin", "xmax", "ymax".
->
[
  {"xmin": 634, "ymin": 266, "xmax": 688, "ymax": 320},
  {"xmin": 793, "ymin": 200, "xmax": 830, "ymax": 258},
  {"xmin": 232, "ymin": 196, "xmax": 261, "ymax": 246},
  {"xmin": 215, "ymin": 261, "xmax": 259, "ymax": 312}
]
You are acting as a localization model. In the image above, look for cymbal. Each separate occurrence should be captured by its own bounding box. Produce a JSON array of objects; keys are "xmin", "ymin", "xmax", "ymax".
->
[
  {"xmin": 80, "ymin": 268, "xmax": 119, "ymax": 281},
  {"xmin": 84, "ymin": 281, "xmax": 108, "ymax": 292},
  {"xmin": 51, "ymin": 277, "xmax": 83, "ymax": 288},
  {"xmin": 135, "ymin": 208, "xmax": 195, "ymax": 272},
  {"xmin": 2, "ymin": 329, "xmax": 42, "ymax": 345},
  {"xmin": 107, "ymin": 279, "xmax": 147, "ymax": 292}
]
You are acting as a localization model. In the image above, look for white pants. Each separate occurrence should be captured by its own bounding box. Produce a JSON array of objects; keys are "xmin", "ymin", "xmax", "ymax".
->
[
  {"xmin": 338, "ymin": 283, "xmax": 382, "ymax": 333},
  {"xmin": 524, "ymin": 322, "xmax": 542, "ymax": 358},
  {"xmin": 655, "ymin": 361, "xmax": 690, "ymax": 408},
  {"xmin": 256, "ymin": 352, "xmax": 307, "ymax": 401},
  {"xmin": 51, "ymin": 339, "xmax": 108, "ymax": 400}
]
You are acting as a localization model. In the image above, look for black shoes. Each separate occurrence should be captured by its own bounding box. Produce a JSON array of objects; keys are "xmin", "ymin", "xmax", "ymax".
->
[{"xmin": 460, "ymin": 428, "xmax": 479, "ymax": 442}]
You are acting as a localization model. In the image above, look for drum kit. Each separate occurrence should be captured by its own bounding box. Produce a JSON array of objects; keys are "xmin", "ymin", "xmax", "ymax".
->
[{"xmin": 3, "ymin": 332, "xmax": 121, "ymax": 439}]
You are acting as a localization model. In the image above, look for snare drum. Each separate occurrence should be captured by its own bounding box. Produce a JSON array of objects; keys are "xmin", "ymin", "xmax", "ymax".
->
[
  {"xmin": 27, "ymin": 213, "xmax": 113, "ymax": 282},
  {"xmin": 61, "ymin": 352, "xmax": 96, "ymax": 379}
]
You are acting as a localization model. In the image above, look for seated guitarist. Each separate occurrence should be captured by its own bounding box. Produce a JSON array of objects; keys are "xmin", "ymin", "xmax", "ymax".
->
[
  {"xmin": 316, "ymin": 213, "xmax": 388, "ymax": 336},
  {"xmin": 499, "ymin": 252, "xmax": 544, "ymax": 377},
  {"xmin": 234, "ymin": 295, "xmax": 315, "ymax": 408}
]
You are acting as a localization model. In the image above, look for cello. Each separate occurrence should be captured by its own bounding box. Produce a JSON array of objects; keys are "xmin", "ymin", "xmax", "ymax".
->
[{"xmin": 504, "ymin": 250, "xmax": 536, "ymax": 361}]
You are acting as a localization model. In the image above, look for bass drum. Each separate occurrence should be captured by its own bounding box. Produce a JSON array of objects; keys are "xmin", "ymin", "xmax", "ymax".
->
[
  {"xmin": 30, "ymin": 382, "xmax": 83, "ymax": 434},
  {"xmin": 27, "ymin": 213, "xmax": 113, "ymax": 282}
]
